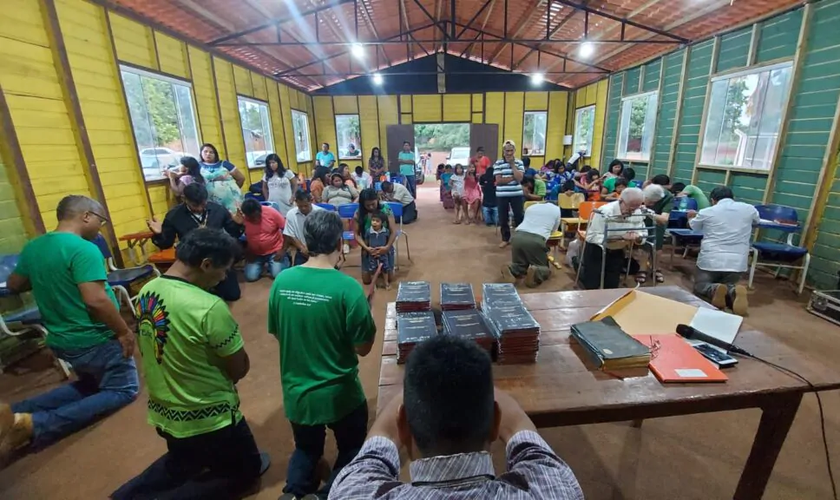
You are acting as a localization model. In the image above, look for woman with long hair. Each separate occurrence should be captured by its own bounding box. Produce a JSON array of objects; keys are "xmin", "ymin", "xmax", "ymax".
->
[
  {"xmin": 355, "ymin": 188, "xmax": 397, "ymax": 286},
  {"xmin": 323, "ymin": 172, "xmax": 358, "ymax": 207},
  {"xmin": 261, "ymin": 153, "xmax": 297, "ymax": 215},
  {"xmin": 166, "ymin": 156, "xmax": 204, "ymax": 197},
  {"xmin": 339, "ymin": 163, "xmax": 357, "ymax": 189},
  {"xmin": 198, "ymin": 143, "xmax": 245, "ymax": 213},
  {"xmin": 309, "ymin": 166, "xmax": 329, "ymax": 203},
  {"xmin": 369, "ymin": 147, "xmax": 385, "ymax": 181}
]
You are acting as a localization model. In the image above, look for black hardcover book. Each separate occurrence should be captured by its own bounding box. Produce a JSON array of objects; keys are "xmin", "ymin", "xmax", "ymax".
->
[
  {"xmin": 440, "ymin": 283, "xmax": 476, "ymax": 310},
  {"xmin": 397, "ymin": 311, "xmax": 438, "ymax": 345},
  {"xmin": 441, "ymin": 310, "xmax": 492, "ymax": 340},
  {"xmin": 484, "ymin": 304, "xmax": 540, "ymax": 336},
  {"xmin": 396, "ymin": 281, "xmax": 432, "ymax": 308},
  {"xmin": 570, "ymin": 317, "xmax": 650, "ymax": 370},
  {"xmin": 481, "ymin": 283, "xmax": 521, "ymax": 307}
]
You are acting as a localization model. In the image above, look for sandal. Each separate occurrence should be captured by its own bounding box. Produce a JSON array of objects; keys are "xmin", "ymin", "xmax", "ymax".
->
[
  {"xmin": 635, "ymin": 272, "xmax": 647, "ymax": 284},
  {"xmin": 655, "ymin": 271, "xmax": 665, "ymax": 283}
]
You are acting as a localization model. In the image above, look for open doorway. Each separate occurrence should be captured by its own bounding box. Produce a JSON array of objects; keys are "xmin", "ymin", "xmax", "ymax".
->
[{"xmin": 414, "ymin": 123, "xmax": 470, "ymax": 182}]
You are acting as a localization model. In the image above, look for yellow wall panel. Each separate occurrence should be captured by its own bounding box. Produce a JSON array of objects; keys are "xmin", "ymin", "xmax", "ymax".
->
[
  {"xmin": 251, "ymin": 73, "xmax": 268, "ymax": 102},
  {"xmin": 333, "ymin": 95, "xmax": 358, "ymax": 114},
  {"xmin": 154, "ymin": 32, "xmax": 188, "ymax": 79},
  {"xmin": 484, "ymin": 92, "xmax": 505, "ymax": 152},
  {"xmin": 443, "ymin": 94, "xmax": 470, "ymax": 122},
  {"xmin": 472, "ymin": 93, "xmax": 483, "ymax": 112},
  {"xmin": 503, "ymin": 92, "xmax": 524, "ymax": 146},
  {"xmin": 359, "ymin": 95, "xmax": 380, "ymax": 159},
  {"xmin": 214, "ymin": 58, "xmax": 246, "ymax": 174},
  {"xmin": 472, "ymin": 112, "xmax": 483, "ymax": 124},
  {"xmin": 189, "ymin": 47, "xmax": 222, "ymax": 149},
  {"xmin": 266, "ymin": 81, "xmax": 289, "ymax": 170},
  {"xmin": 2, "ymin": 0, "xmax": 50, "ymax": 46},
  {"xmin": 232, "ymin": 64, "xmax": 253, "ymax": 97},
  {"xmin": 524, "ymin": 91, "xmax": 548, "ymax": 111},
  {"xmin": 277, "ymin": 84, "xmax": 300, "ymax": 174},
  {"xmin": 377, "ymin": 95, "xmax": 398, "ymax": 165},
  {"xmin": 413, "ymin": 95, "xmax": 441, "ymax": 122},
  {"xmin": 400, "ymin": 95, "xmax": 412, "ymax": 113},
  {"xmin": 313, "ymin": 96, "xmax": 337, "ymax": 154},
  {"xmin": 108, "ymin": 12, "xmax": 156, "ymax": 69},
  {"xmin": 545, "ymin": 91, "xmax": 568, "ymax": 161},
  {"xmin": 590, "ymin": 79, "xmax": 609, "ymax": 172},
  {"xmin": 147, "ymin": 184, "xmax": 173, "ymax": 218},
  {"xmin": 306, "ymin": 96, "xmax": 317, "ymax": 166},
  {"xmin": 401, "ymin": 113, "xmax": 413, "ymax": 125}
]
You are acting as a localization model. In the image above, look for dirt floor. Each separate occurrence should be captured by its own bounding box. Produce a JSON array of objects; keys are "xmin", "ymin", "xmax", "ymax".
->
[{"xmin": 1, "ymin": 183, "xmax": 840, "ymax": 499}]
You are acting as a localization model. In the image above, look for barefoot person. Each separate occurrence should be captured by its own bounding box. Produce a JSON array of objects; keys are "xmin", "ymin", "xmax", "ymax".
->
[
  {"xmin": 494, "ymin": 140, "xmax": 526, "ymax": 248},
  {"xmin": 269, "ymin": 210, "xmax": 377, "ymax": 500},
  {"xmin": 364, "ymin": 212, "xmax": 392, "ymax": 289},
  {"xmin": 355, "ymin": 189, "xmax": 397, "ymax": 287},
  {"xmin": 1, "ymin": 195, "xmax": 138, "ymax": 462},
  {"xmin": 502, "ymin": 201, "xmax": 562, "ymax": 288},
  {"xmin": 112, "ymin": 229, "xmax": 269, "ymax": 499}
]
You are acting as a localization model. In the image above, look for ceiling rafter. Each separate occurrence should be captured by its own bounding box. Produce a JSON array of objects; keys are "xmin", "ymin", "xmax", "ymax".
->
[
  {"xmin": 487, "ymin": 0, "xmax": 548, "ymax": 62},
  {"xmin": 357, "ymin": 0, "xmax": 392, "ymax": 66},
  {"xmin": 511, "ymin": 1, "xmax": 583, "ymax": 70},
  {"xmin": 462, "ymin": 0, "xmax": 497, "ymax": 59}
]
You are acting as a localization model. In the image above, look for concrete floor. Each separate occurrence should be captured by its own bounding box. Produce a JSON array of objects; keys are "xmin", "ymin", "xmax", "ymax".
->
[{"xmin": 1, "ymin": 184, "xmax": 839, "ymax": 499}]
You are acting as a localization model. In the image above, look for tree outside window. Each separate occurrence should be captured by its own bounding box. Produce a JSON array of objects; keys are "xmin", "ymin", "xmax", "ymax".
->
[
  {"xmin": 238, "ymin": 96, "xmax": 274, "ymax": 168},
  {"xmin": 523, "ymin": 111, "xmax": 547, "ymax": 156},
  {"xmin": 573, "ymin": 105, "xmax": 596, "ymax": 155},
  {"xmin": 335, "ymin": 115, "xmax": 362, "ymax": 159},
  {"xmin": 292, "ymin": 110, "xmax": 312, "ymax": 162},
  {"xmin": 617, "ymin": 92, "xmax": 658, "ymax": 161}
]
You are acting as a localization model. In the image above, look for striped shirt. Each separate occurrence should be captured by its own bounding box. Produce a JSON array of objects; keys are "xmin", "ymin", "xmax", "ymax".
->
[
  {"xmin": 493, "ymin": 158, "xmax": 525, "ymax": 198},
  {"xmin": 328, "ymin": 430, "xmax": 584, "ymax": 499}
]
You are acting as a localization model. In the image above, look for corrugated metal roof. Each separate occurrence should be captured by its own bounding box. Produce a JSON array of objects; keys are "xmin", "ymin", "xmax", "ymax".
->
[{"xmin": 107, "ymin": 0, "xmax": 804, "ymax": 90}]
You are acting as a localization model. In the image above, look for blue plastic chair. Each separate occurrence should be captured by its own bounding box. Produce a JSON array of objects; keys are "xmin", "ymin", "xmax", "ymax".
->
[
  {"xmin": 92, "ymin": 235, "xmax": 159, "ymax": 304},
  {"xmin": 666, "ymin": 229, "xmax": 704, "ymax": 269},
  {"xmin": 385, "ymin": 202, "xmax": 411, "ymax": 269},
  {"xmin": 337, "ymin": 203, "xmax": 359, "ymax": 242},
  {"xmin": 749, "ymin": 205, "xmax": 809, "ymax": 294},
  {"xmin": 261, "ymin": 201, "xmax": 281, "ymax": 212},
  {"xmin": 315, "ymin": 203, "xmax": 337, "ymax": 212},
  {"xmin": 668, "ymin": 197, "xmax": 698, "ymax": 228}
]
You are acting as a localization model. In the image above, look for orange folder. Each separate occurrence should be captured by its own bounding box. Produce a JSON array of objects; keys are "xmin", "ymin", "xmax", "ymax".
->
[{"xmin": 632, "ymin": 334, "xmax": 728, "ymax": 383}]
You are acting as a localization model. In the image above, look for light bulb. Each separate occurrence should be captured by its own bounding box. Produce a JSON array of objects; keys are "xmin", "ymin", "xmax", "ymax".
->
[
  {"xmin": 351, "ymin": 43, "xmax": 365, "ymax": 59},
  {"xmin": 579, "ymin": 41, "xmax": 595, "ymax": 59},
  {"xmin": 531, "ymin": 73, "xmax": 544, "ymax": 85},
  {"xmin": 372, "ymin": 73, "xmax": 383, "ymax": 85}
]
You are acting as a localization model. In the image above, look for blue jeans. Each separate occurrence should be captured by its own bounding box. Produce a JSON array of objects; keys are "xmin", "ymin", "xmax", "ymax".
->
[
  {"xmin": 404, "ymin": 175, "xmax": 417, "ymax": 198},
  {"xmin": 12, "ymin": 338, "xmax": 138, "ymax": 448},
  {"xmin": 244, "ymin": 254, "xmax": 288, "ymax": 282},
  {"xmin": 482, "ymin": 206, "xmax": 498, "ymax": 226},
  {"xmin": 284, "ymin": 402, "xmax": 368, "ymax": 499}
]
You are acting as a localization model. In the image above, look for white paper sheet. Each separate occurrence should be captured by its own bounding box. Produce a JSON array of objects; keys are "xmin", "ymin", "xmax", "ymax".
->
[{"xmin": 688, "ymin": 307, "xmax": 743, "ymax": 346}]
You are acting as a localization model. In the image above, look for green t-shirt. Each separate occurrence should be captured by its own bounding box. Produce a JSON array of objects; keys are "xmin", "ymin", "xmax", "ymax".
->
[
  {"xmin": 682, "ymin": 185, "xmax": 711, "ymax": 210},
  {"xmin": 14, "ymin": 232, "xmax": 117, "ymax": 350},
  {"xmin": 135, "ymin": 276, "xmax": 244, "ymax": 438},
  {"xmin": 268, "ymin": 266, "xmax": 376, "ymax": 426},
  {"xmin": 602, "ymin": 177, "xmax": 617, "ymax": 193},
  {"xmin": 534, "ymin": 178, "xmax": 547, "ymax": 197},
  {"xmin": 398, "ymin": 151, "xmax": 415, "ymax": 176}
]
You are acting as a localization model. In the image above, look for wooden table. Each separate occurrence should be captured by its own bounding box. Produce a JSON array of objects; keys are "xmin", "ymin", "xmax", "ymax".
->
[{"xmin": 377, "ymin": 286, "xmax": 840, "ymax": 500}]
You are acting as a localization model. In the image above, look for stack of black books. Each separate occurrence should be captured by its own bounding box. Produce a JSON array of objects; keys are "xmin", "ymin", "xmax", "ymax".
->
[
  {"xmin": 481, "ymin": 283, "xmax": 521, "ymax": 311},
  {"xmin": 396, "ymin": 281, "xmax": 432, "ymax": 313},
  {"xmin": 440, "ymin": 283, "xmax": 476, "ymax": 311},
  {"xmin": 396, "ymin": 311, "xmax": 438, "ymax": 364},
  {"xmin": 441, "ymin": 309, "xmax": 495, "ymax": 356}
]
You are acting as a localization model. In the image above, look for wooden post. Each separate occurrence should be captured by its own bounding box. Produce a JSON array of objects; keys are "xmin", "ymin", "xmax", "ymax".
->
[{"xmin": 690, "ymin": 36, "xmax": 720, "ymax": 186}]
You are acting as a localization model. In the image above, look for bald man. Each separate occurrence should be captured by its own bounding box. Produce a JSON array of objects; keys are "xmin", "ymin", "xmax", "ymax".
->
[{"xmin": 0, "ymin": 195, "xmax": 138, "ymax": 463}]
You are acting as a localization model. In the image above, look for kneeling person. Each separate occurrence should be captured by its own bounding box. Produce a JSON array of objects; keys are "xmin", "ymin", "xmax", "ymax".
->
[
  {"xmin": 502, "ymin": 202, "xmax": 561, "ymax": 288},
  {"xmin": 381, "ymin": 181, "xmax": 417, "ymax": 224},
  {"xmin": 241, "ymin": 198, "xmax": 288, "ymax": 282},
  {"xmin": 113, "ymin": 229, "xmax": 268, "ymax": 499}
]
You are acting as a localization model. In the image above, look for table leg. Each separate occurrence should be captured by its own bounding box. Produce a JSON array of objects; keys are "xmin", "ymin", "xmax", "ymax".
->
[{"xmin": 734, "ymin": 392, "xmax": 802, "ymax": 500}]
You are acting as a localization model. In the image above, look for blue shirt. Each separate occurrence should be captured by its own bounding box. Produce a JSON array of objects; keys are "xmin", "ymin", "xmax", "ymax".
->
[
  {"xmin": 493, "ymin": 158, "xmax": 525, "ymax": 198},
  {"xmin": 398, "ymin": 151, "xmax": 415, "ymax": 176},
  {"xmin": 316, "ymin": 151, "xmax": 336, "ymax": 169}
]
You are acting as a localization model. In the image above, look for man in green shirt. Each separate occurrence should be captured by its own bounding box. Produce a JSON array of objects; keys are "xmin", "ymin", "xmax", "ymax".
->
[
  {"xmin": 113, "ymin": 228, "xmax": 268, "ymax": 499},
  {"xmin": 671, "ymin": 182, "xmax": 711, "ymax": 210},
  {"xmin": 269, "ymin": 210, "xmax": 376, "ymax": 500},
  {"xmin": 1, "ymin": 195, "xmax": 138, "ymax": 459},
  {"xmin": 398, "ymin": 140, "xmax": 417, "ymax": 198}
]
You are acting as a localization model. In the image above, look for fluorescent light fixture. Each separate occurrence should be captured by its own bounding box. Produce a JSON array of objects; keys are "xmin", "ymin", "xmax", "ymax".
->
[
  {"xmin": 531, "ymin": 73, "xmax": 544, "ymax": 85},
  {"xmin": 579, "ymin": 41, "xmax": 595, "ymax": 59},
  {"xmin": 351, "ymin": 43, "xmax": 365, "ymax": 59},
  {"xmin": 372, "ymin": 73, "xmax": 383, "ymax": 85}
]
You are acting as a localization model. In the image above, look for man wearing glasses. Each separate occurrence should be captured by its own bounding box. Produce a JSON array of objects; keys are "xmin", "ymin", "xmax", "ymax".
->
[{"xmin": 1, "ymin": 195, "xmax": 139, "ymax": 462}]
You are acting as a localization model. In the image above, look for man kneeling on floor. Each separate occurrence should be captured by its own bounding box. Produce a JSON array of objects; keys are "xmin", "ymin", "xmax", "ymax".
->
[
  {"xmin": 688, "ymin": 186, "xmax": 758, "ymax": 316},
  {"xmin": 501, "ymin": 201, "xmax": 561, "ymax": 287},
  {"xmin": 380, "ymin": 181, "xmax": 417, "ymax": 224},
  {"xmin": 1, "ymin": 195, "xmax": 138, "ymax": 464},
  {"xmin": 329, "ymin": 335, "xmax": 584, "ymax": 499},
  {"xmin": 112, "ymin": 228, "xmax": 269, "ymax": 499}
]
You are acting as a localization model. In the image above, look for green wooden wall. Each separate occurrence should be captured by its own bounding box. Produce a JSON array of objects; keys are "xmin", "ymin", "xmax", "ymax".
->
[{"xmin": 599, "ymin": 0, "xmax": 840, "ymax": 289}]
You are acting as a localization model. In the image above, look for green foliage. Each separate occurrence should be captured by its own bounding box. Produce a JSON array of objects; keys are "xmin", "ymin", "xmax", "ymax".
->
[
  {"xmin": 628, "ymin": 98, "xmax": 648, "ymax": 139},
  {"xmin": 413, "ymin": 124, "xmax": 470, "ymax": 151},
  {"xmin": 123, "ymin": 72, "xmax": 181, "ymax": 147},
  {"xmin": 723, "ymin": 78, "xmax": 749, "ymax": 139}
]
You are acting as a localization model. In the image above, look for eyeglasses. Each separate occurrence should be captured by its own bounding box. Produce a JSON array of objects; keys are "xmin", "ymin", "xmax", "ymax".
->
[{"xmin": 88, "ymin": 211, "xmax": 109, "ymax": 226}]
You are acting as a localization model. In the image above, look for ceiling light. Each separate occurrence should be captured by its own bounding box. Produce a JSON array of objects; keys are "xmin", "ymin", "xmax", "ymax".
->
[
  {"xmin": 579, "ymin": 41, "xmax": 595, "ymax": 59},
  {"xmin": 351, "ymin": 43, "xmax": 365, "ymax": 59},
  {"xmin": 372, "ymin": 73, "xmax": 383, "ymax": 85},
  {"xmin": 531, "ymin": 73, "xmax": 544, "ymax": 85}
]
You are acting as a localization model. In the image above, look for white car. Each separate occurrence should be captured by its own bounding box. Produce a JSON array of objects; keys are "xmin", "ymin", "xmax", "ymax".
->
[
  {"xmin": 139, "ymin": 147, "xmax": 184, "ymax": 170},
  {"xmin": 446, "ymin": 147, "xmax": 471, "ymax": 168}
]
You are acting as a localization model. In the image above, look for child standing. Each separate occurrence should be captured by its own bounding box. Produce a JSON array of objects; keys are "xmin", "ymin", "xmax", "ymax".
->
[
  {"xmin": 449, "ymin": 164, "xmax": 466, "ymax": 224},
  {"xmin": 365, "ymin": 212, "xmax": 392, "ymax": 289},
  {"xmin": 479, "ymin": 165, "xmax": 497, "ymax": 226},
  {"xmin": 462, "ymin": 165, "xmax": 482, "ymax": 224},
  {"xmin": 440, "ymin": 164, "xmax": 454, "ymax": 209}
]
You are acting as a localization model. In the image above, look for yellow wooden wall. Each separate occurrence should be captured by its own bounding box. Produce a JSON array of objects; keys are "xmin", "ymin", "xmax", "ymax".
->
[
  {"xmin": 566, "ymin": 80, "xmax": 609, "ymax": 171},
  {"xmin": 311, "ymin": 91, "xmax": 569, "ymax": 167},
  {"xmin": 0, "ymin": 0, "xmax": 316, "ymax": 252}
]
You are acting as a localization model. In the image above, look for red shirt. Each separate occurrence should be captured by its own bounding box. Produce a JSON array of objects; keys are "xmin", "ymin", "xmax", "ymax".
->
[
  {"xmin": 473, "ymin": 156, "xmax": 492, "ymax": 176},
  {"xmin": 244, "ymin": 207, "xmax": 286, "ymax": 256}
]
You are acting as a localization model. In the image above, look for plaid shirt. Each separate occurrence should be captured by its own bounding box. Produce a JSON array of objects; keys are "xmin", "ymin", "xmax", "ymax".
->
[{"xmin": 328, "ymin": 430, "xmax": 584, "ymax": 499}]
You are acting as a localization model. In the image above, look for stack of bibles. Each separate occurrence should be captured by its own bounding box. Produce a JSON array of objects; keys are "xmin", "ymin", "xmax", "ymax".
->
[
  {"xmin": 396, "ymin": 311, "xmax": 438, "ymax": 364},
  {"xmin": 441, "ymin": 309, "xmax": 495, "ymax": 356},
  {"xmin": 481, "ymin": 283, "xmax": 521, "ymax": 311},
  {"xmin": 396, "ymin": 281, "xmax": 432, "ymax": 313},
  {"xmin": 483, "ymin": 302, "xmax": 541, "ymax": 364},
  {"xmin": 570, "ymin": 317, "xmax": 651, "ymax": 370},
  {"xmin": 440, "ymin": 283, "xmax": 476, "ymax": 311}
]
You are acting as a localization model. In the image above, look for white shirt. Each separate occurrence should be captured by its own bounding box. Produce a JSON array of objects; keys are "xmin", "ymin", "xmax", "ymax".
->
[
  {"xmin": 282, "ymin": 204, "xmax": 324, "ymax": 245},
  {"xmin": 390, "ymin": 183, "xmax": 414, "ymax": 206},
  {"xmin": 689, "ymin": 198, "xmax": 759, "ymax": 272},
  {"xmin": 264, "ymin": 170, "xmax": 296, "ymax": 215},
  {"xmin": 516, "ymin": 203, "xmax": 561, "ymax": 241},
  {"xmin": 352, "ymin": 172, "xmax": 372, "ymax": 190},
  {"xmin": 585, "ymin": 200, "xmax": 648, "ymax": 247}
]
